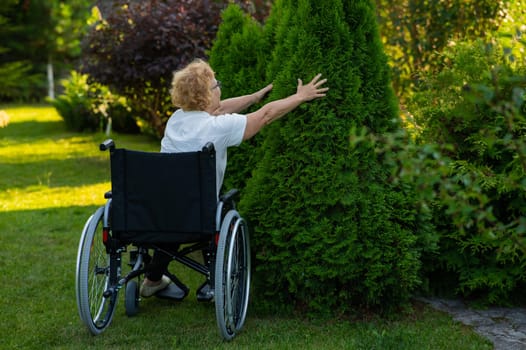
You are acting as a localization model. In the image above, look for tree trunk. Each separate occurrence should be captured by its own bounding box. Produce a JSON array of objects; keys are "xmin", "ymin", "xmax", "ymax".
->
[{"xmin": 47, "ymin": 55, "xmax": 54, "ymax": 100}]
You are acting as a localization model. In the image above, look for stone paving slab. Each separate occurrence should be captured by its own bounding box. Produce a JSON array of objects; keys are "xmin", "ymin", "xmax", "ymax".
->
[{"xmin": 418, "ymin": 297, "xmax": 526, "ymax": 350}]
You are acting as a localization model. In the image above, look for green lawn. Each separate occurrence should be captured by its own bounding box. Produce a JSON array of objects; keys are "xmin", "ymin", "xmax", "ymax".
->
[{"xmin": 0, "ymin": 104, "xmax": 493, "ymax": 349}]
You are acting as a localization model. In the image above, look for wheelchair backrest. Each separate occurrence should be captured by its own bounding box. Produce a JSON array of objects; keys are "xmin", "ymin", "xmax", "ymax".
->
[{"xmin": 109, "ymin": 143, "xmax": 217, "ymax": 243}]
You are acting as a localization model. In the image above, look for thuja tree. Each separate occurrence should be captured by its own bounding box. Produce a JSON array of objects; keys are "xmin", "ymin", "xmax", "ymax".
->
[
  {"xmin": 232, "ymin": 0, "xmax": 435, "ymax": 314},
  {"xmin": 209, "ymin": 4, "xmax": 270, "ymax": 192}
]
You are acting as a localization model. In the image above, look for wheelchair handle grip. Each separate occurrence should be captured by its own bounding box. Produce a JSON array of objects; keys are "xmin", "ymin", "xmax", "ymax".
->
[
  {"xmin": 202, "ymin": 142, "xmax": 215, "ymax": 153},
  {"xmin": 100, "ymin": 139, "xmax": 115, "ymax": 151}
]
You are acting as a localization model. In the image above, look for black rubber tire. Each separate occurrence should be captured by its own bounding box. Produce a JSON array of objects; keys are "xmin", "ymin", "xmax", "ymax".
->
[
  {"xmin": 125, "ymin": 280, "xmax": 140, "ymax": 317},
  {"xmin": 215, "ymin": 210, "xmax": 251, "ymax": 340},
  {"xmin": 76, "ymin": 206, "xmax": 119, "ymax": 335}
]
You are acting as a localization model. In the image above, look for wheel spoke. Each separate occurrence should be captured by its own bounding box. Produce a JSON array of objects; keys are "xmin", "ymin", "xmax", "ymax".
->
[{"xmin": 76, "ymin": 206, "xmax": 119, "ymax": 335}]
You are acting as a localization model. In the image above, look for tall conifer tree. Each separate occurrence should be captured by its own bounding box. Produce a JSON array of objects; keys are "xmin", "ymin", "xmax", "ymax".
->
[{"xmin": 211, "ymin": 0, "xmax": 432, "ymax": 313}]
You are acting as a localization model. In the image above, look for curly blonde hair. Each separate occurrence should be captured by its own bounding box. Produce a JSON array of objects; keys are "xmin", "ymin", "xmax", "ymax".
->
[{"xmin": 170, "ymin": 59, "xmax": 215, "ymax": 111}]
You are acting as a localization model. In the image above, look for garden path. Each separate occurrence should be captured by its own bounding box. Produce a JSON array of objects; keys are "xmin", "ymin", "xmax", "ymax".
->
[{"xmin": 419, "ymin": 297, "xmax": 526, "ymax": 349}]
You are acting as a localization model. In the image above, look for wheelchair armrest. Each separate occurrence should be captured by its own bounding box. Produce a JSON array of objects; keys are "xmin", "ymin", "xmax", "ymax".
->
[
  {"xmin": 219, "ymin": 189, "xmax": 239, "ymax": 203},
  {"xmin": 100, "ymin": 139, "xmax": 115, "ymax": 151}
]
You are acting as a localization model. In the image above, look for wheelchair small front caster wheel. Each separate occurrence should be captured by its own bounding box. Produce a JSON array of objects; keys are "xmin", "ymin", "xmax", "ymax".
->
[{"xmin": 125, "ymin": 280, "xmax": 140, "ymax": 316}]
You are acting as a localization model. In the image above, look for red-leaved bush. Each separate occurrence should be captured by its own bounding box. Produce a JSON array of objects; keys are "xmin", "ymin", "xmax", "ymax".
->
[{"xmin": 81, "ymin": 0, "xmax": 224, "ymax": 136}]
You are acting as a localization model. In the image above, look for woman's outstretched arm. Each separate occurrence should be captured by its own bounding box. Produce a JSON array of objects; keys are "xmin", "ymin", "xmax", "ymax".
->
[
  {"xmin": 213, "ymin": 84, "xmax": 273, "ymax": 115},
  {"xmin": 243, "ymin": 74, "xmax": 328, "ymax": 140}
]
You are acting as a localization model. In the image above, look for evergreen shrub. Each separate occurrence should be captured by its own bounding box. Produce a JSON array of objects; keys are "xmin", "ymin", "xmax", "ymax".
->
[
  {"xmin": 408, "ymin": 39, "xmax": 526, "ymax": 304},
  {"xmin": 211, "ymin": 0, "xmax": 435, "ymax": 315}
]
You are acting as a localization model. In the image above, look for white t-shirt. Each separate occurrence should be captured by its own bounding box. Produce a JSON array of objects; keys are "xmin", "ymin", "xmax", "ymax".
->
[{"xmin": 160, "ymin": 109, "xmax": 247, "ymax": 197}]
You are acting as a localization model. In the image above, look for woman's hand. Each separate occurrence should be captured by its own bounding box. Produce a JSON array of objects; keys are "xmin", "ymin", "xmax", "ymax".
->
[
  {"xmin": 296, "ymin": 74, "xmax": 329, "ymax": 102},
  {"xmin": 244, "ymin": 73, "xmax": 329, "ymax": 140},
  {"xmin": 255, "ymin": 83, "xmax": 273, "ymax": 103}
]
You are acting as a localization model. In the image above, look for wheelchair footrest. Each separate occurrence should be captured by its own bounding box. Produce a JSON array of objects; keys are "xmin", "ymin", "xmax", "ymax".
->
[{"xmin": 154, "ymin": 283, "xmax": 188, "ymax": 301}]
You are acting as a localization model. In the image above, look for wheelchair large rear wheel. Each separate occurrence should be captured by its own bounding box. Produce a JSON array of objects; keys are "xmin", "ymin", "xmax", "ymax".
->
[
  {"xmin": 215, "ymin": 210, "xmax": 251, "ymax": 340},
  {"xmin": 76, "ymin": 206, "xmax": 120, "ymax": 335}
]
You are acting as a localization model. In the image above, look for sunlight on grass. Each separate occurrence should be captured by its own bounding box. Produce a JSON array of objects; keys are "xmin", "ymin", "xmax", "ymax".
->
[
  {"xmin": 0, "ymin": 183, "xmax": 109, "ymax": 211},
  {"xmin": 0, "ymin": 104, "xmax": 158, "ymax": 210},
  {"xmin": 8, "ymin": 137, "xmax": 100, "ymax": 159},
  {"xmin": 2, "ymin": 103, "xmax": 62, "ymax": 123},
  {"xmin": 0, "ymin": 136, "xmax": 103, "ymax": 162}
]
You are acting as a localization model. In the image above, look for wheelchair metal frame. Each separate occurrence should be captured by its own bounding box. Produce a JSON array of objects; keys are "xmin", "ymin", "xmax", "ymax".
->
[{"xmin": 75, "ymin": 139, "xmax": 251, "ymax": 340}]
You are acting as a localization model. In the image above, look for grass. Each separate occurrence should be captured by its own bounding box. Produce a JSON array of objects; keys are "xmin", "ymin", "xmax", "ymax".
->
[{"xmin": 0, "ymin": 104, "xmax": 493, "ymax": 349}]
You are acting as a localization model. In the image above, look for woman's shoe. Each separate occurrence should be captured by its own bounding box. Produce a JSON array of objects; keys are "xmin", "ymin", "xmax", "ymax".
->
[
  {"xmin": 155, "ymin": 283, "xmax": 188, "ymax": 301},
  {"xmin": 140, "ymin": 275, "xmax": 171, "ymax": 297}
]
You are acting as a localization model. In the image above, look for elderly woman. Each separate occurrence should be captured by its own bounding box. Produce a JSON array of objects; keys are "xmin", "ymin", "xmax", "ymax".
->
[{"xmin": 140, "ymin": 58, "xmax": 328, "ymax": 300}]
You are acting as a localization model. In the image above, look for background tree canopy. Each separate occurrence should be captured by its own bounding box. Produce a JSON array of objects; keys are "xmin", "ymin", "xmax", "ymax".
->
[
  {"xmin": 374, "ymin": 0, "xmax": 511, "ymax": 100},
  {"xmin": 0, "ymin": 0, "xmax": 93, "ymax": 101}
]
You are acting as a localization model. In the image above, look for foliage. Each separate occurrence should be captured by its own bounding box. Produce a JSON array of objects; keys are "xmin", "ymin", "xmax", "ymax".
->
[
  {"xmin": 80, "ymin": 0, "xmax": 225, "ymax": 137},
  {"xmin": 0, "ymin": 61, "xmax": 44, "ymax": 102},
  {"xmin": 52, "ymin": 71, "xmax": 138, "ymax": 133},
  {"xmin": 495, "ymin": 0, "xmax": 526, "ymax": 61},
  {"xmin": 374, "ymin": 0, "xmax": 510, "ymax": 100},
  {"xmin": 48, "ymin": 1, "xmax": 94, "ymax": 59},
  {"xmin": 405, "ymin": 39, "xmax": 526, "ymax": 304},
  {"xmin": 210, "ymin": 0, "xmax": 435, "ymax": 315},
  {"xmin": 0, "ymin": 1, "xmax": 44, "ymax": 101},
  {"xmin": 0, "ymin": 0, "xmax": 93, "ymax": 101}
]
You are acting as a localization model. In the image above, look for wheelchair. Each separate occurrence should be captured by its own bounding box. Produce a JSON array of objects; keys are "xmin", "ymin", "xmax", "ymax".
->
[{"xmin": 75, "ymin": 139, "xmax": 251, "ymax": 340}]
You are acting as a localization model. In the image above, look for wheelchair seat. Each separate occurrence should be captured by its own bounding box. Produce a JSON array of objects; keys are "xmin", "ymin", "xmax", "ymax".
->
[
  {"xmin": 110, "ymin": 143, "xmax": 216, "ymax": 244},
  {"xmin": 75, "ymin": 139, "xmax": 251, "ymax": 341}
]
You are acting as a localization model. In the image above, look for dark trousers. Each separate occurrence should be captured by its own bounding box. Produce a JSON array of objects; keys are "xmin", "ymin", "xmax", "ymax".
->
[{"xmin": 145, "ymin": 245, "xmax": 178, "ymax": 281}]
